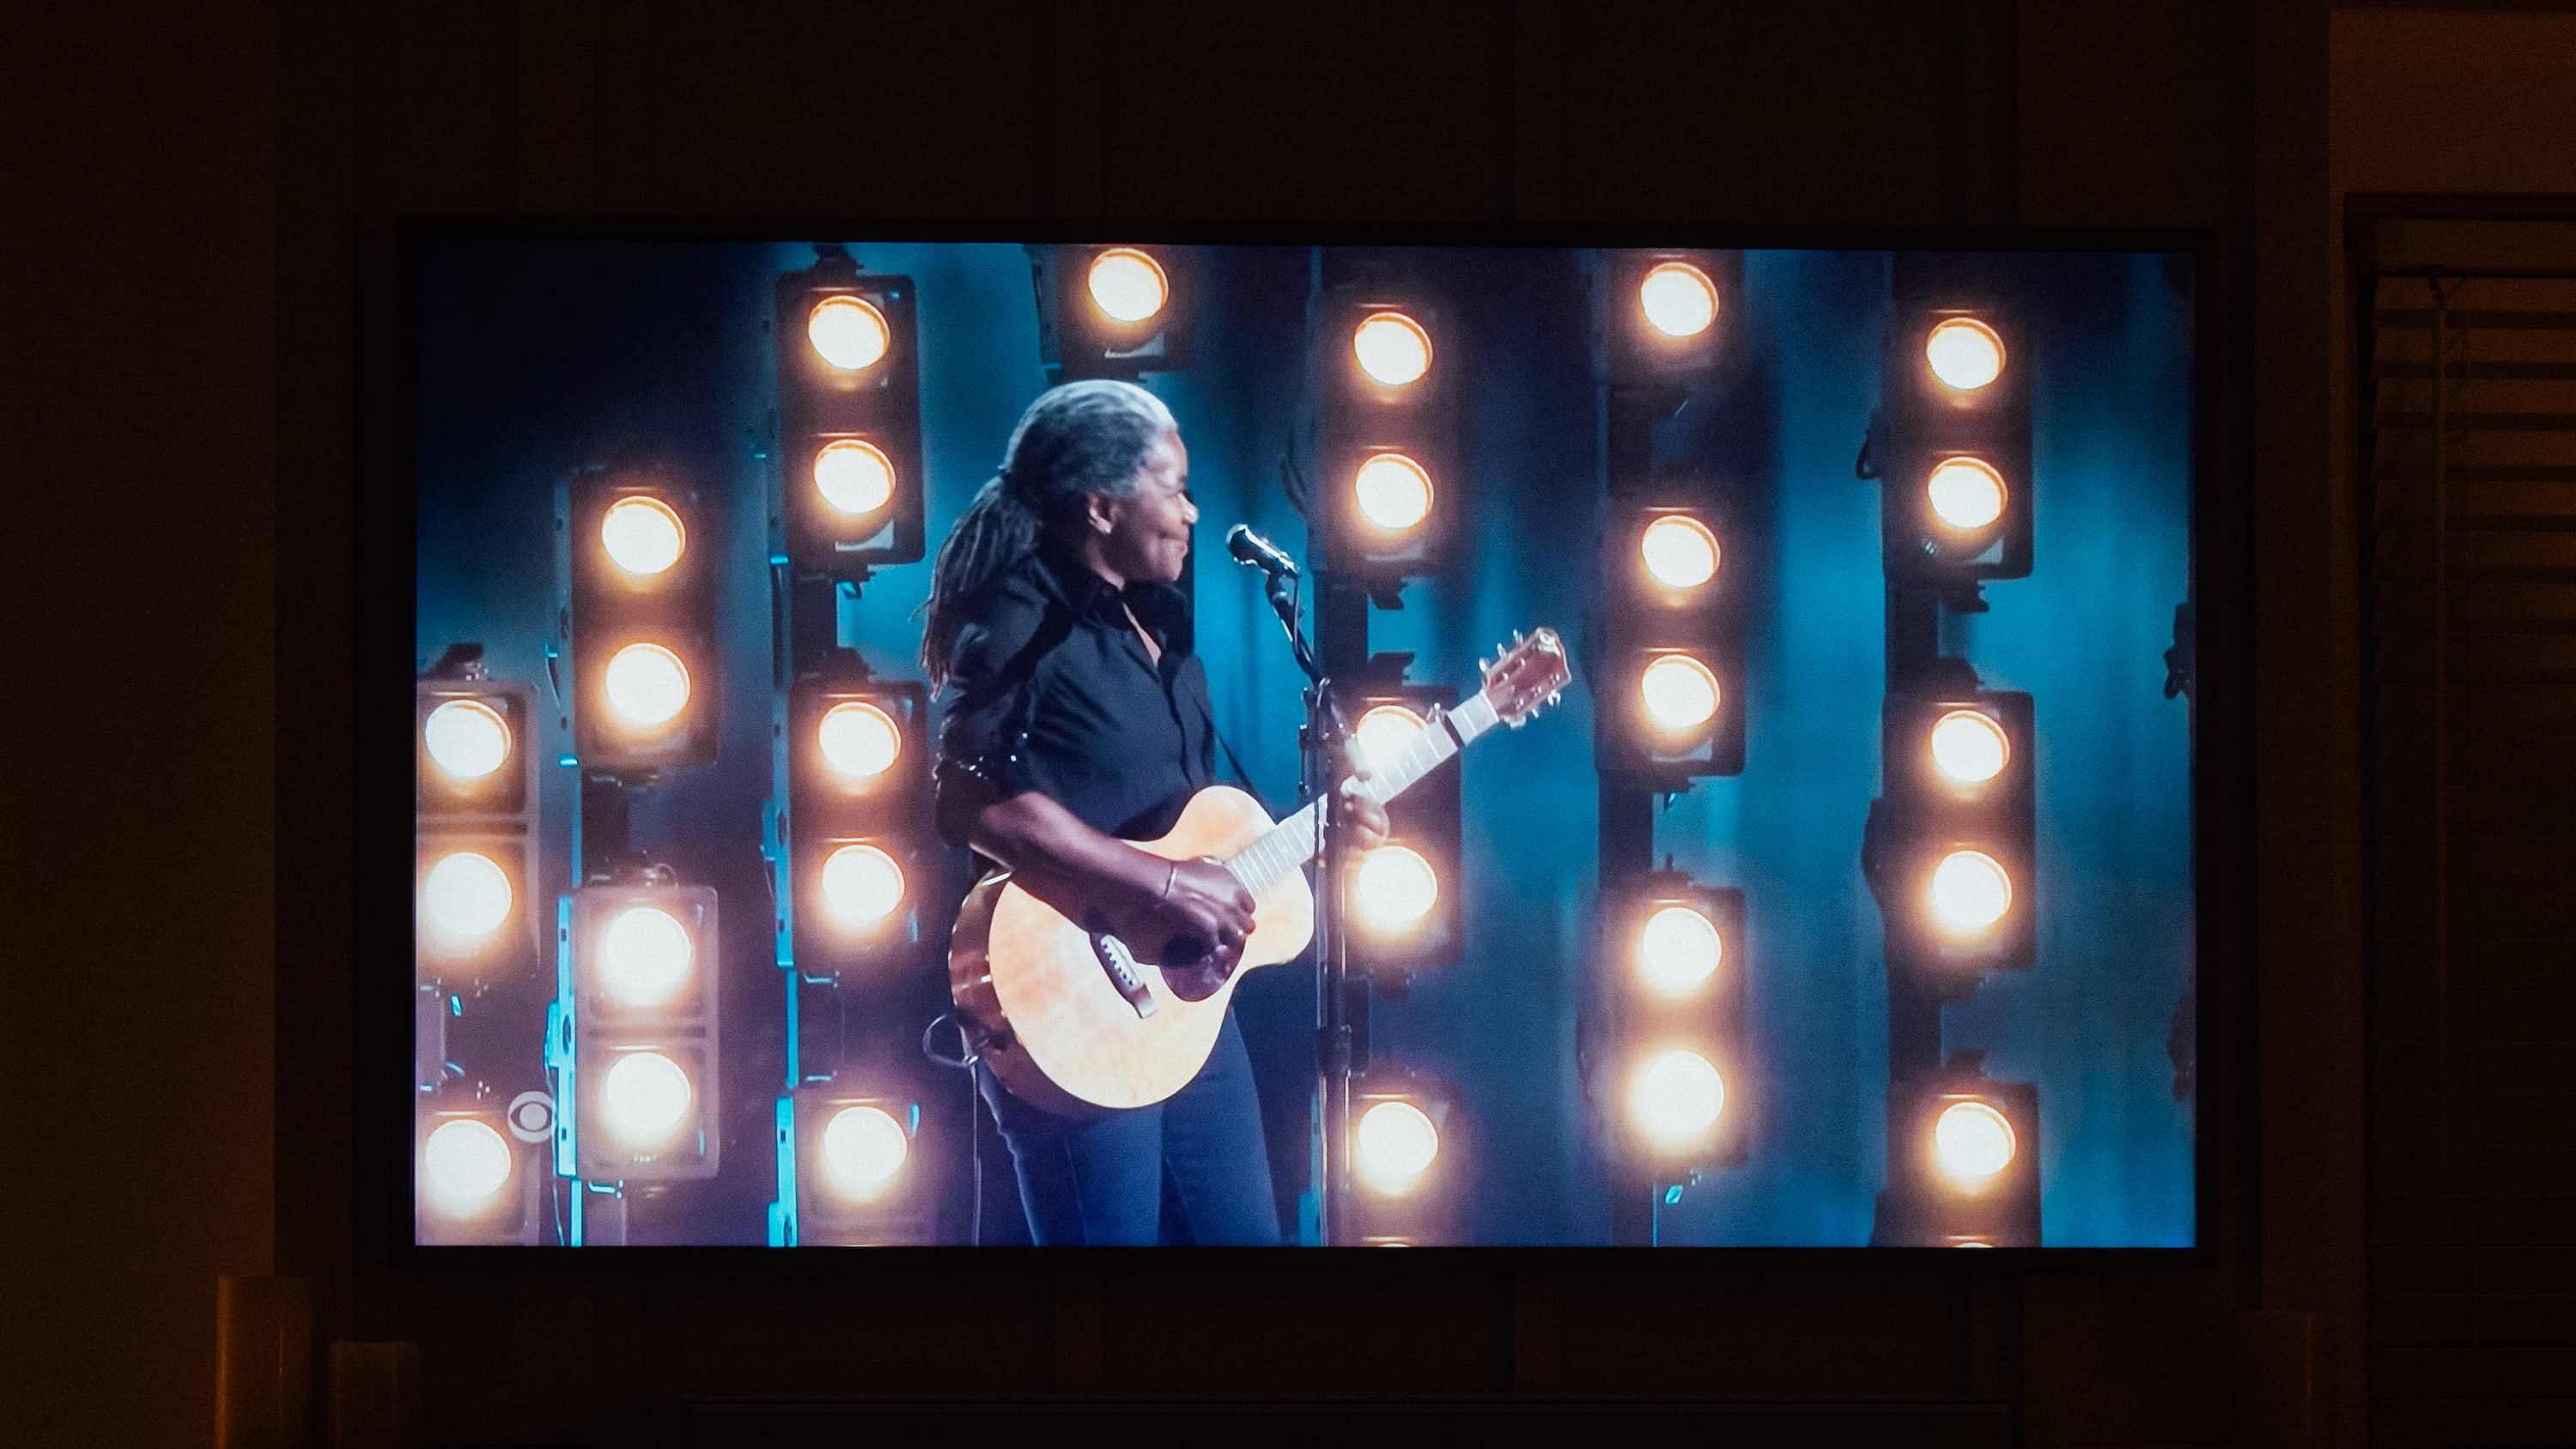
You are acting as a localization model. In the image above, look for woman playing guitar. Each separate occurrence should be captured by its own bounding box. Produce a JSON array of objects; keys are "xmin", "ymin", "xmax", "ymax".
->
[{"xmin": 918, "ymin": 379, "xmax": 1391, "ymax": 1246}]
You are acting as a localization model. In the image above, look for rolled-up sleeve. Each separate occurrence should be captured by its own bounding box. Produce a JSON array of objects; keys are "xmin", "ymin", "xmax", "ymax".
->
[{"xmin": 933, "ymin": 607, "xmax": 1049, "ymax": 849}]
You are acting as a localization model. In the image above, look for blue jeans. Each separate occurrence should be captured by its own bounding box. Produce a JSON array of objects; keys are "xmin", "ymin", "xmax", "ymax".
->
[{"xmin": 975, "ymin": 1008, "xmax": 1281, "ymax": 1246}]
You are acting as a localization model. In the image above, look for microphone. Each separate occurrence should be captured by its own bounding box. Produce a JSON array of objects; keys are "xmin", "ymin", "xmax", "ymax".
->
[{"xmin": 1225, "ymin": 524, "xmax": 1300, "ymax": 579}]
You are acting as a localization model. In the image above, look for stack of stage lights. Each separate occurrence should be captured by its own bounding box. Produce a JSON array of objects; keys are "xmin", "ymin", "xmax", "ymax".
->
[
  {"xmin": 416, "ymin": 670, "xmax": 542, "ymax": 991},
  {"xmin": 1303, "ymin": 250, "xmax": 1479, "ymax": 1244},
  {"xmin": 546, "ymin": 449, "xmax": 729, "ymax": 1241},
  {"xmin": 1337, "ymin": 662, "xmax": 1463, "ymax": 979},
  {"xmin": 1601, "ymin": 495, "xmax": 1746, "ymax": 781},
  {"xmin": 1873, "ymin": 303, "xmax": 2033, "ymax": 586},
  {"xmin": 1601, "ymin": 873, "xmax": 1748, "ymax": 1174},
  {"xmin": 563, "ymin": 882, "xmax": 723, "ymax": 1183},
  {"xmin": 786, "ymin": 674, "xmax": 933, "ymax": 971},
  {"xmin": 1880, "ymin": 672, "xmax": 2037, "ymax": 973},
  {"xmin": 1863, "ymin": 262, "xmax": 2044, "ymax": 1247},
  {"xmin": 414, "ymin": 658, "xmax": 546, "ymax": 1245},
  {"xmin": 564, "ymin": 463, "xmax": 722, "ymax": 777},
  {"xmin": 1316, "ymin": 256, "xmax": 1462, "ymax": 589},
  {"xmin": 765, "ymin": 246, "xmax": 948, "ymax": 1246},
  {"xmin": 775, "ymin": 246, "xmax": 927, "ymax": 570},
  {"xmin": 1583, "ymin": 249, "xmax": 1756, "ymax": 1245},
  {"xmin": 1030, "ymin": 243, "xmax": 1194, "ymax": 382}
]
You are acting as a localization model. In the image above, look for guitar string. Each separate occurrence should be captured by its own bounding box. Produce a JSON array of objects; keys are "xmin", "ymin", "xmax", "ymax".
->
[{"xmin": 1218, "ymin": 688, "xmax": 1510, "ymax": 894}]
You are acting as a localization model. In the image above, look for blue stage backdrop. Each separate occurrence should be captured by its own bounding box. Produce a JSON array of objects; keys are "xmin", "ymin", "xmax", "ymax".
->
[{"xmin": 413, "ymin": 239, "xmax": 2196, "ymax": 1248}]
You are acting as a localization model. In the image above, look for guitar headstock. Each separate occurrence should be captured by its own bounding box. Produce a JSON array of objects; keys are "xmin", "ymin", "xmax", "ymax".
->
[{"xmin": 1478, "ymin": 627, "xmax": 1571, "ymax": 728}]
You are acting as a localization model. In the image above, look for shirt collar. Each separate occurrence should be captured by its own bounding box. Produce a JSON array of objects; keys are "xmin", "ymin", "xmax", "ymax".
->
[
  {"xmin": 1028, "ymin": 541, "xmax": 1194, "ymax": 650},
  {"xmin": 1028, "ymin": 539, "xmax": 1127, "ymax": 622}
]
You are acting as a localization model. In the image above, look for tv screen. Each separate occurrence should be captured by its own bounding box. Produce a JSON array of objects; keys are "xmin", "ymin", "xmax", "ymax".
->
[{"xmin": 408, "ymin": 233, "xmax": 2201, "ymax": 1250}]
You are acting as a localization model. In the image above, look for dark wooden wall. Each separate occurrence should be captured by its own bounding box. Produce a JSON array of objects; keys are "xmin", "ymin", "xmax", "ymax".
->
[{"xmin": 15, "ymin": 2, "xmax": 2385, "ymax": 1444}]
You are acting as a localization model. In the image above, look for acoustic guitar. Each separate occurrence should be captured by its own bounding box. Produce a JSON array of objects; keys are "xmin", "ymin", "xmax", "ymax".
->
[{"xmin": 948, "ymin": 627, "xmax": 1572, "ymax": 1118}]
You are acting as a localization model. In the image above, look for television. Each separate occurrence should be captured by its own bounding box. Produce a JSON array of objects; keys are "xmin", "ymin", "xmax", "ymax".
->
[{"xmin": 402, "ymin": 229, "xmax": 2207, "ymax": 1252}]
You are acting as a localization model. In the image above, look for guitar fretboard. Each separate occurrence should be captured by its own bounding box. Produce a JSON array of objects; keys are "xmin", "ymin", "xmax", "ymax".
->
[{"xmin": 1221, "ymin": 689, "xmax": 1504, "ymax": 894}]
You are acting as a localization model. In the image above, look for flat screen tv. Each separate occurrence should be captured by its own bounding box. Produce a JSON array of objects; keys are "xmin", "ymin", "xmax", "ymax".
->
[{"xmin": 402, "ymin": 229, "xmax": 2207, "ymax": 1252}]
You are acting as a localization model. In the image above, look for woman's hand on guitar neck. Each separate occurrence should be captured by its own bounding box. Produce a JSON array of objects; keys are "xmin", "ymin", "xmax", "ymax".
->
[{"xmin": 1336, "ymin": 765, "xmax": 1392, "ymax": 854}]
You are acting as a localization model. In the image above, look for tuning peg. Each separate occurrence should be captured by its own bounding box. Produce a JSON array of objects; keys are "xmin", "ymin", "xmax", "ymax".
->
[
  {"xmin": 1547, "ymin": 691, "xmax": 1561, "ymax": 706},
  {"xmin": 1512, "ymin": 628, "xmax": 1524, "ymax": 643}
]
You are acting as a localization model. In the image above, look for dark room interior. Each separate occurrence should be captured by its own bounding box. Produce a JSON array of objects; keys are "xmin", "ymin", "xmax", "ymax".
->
[{"xmin": 10, "ymin": 3, "xmax": 2576, "ymax": 1445}]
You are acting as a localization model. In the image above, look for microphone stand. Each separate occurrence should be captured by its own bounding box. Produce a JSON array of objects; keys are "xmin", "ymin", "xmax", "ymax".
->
[{"xmin": 1255, "ymin": 565, "xmax": 1352, "ymax": 1247}]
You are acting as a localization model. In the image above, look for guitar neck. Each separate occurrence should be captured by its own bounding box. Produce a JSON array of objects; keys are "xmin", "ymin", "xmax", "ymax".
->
[{"xmin": 1224, "ymin": 689, "xmax": 1506, "ymax": 895}]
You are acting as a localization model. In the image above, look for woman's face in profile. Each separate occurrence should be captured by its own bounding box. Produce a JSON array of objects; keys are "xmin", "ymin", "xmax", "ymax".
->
[{"xmin": 1099, "ymin": 426, "xmax": 1196, "ymax": 585}]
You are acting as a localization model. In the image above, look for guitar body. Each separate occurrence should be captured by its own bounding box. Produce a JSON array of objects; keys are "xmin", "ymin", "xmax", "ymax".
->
[{"xmin": 948, "ymin": 785, "xmax": 1315, "ymax": 1119}]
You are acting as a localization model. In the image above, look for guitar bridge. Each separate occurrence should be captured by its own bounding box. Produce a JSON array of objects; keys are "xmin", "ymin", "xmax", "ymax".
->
[{"xmin": 1090, "ymin": 931, "xmax": 1157, "ymax": 1020}]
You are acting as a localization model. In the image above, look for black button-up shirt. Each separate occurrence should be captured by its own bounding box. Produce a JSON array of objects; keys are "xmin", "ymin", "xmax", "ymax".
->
[{"xmin": 933, "ymin": 542, "xmax": 1215, "ymax": 854}]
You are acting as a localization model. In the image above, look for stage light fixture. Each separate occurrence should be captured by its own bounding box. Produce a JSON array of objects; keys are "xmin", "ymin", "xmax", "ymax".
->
[
  {"xmin": 787, "ymin": 1089, "xmax": 936, "ymax": 1245},
  {"xmin": 1925, "ymin": 456, "xmax": 2008, "ymax": 533},
  {"xmin": 416, "ymin": 1102, "xmax": 542, "ymax": 1246},
  {"xmin": 1594, "ymin": 873, "xmax": 1748, "ymax": 1171},
  {"xmin": 1927, "ymin": 849, "xmax": 2014, "ymax": 937},
  {"xmin": 1636, "ymin": 903, "xmax": 1722, "ymax": 999},
  {"xmin": 816, "ymin": 699, "xmax": 903, "ymax": 785},
  {"xmin": 1871, "ymin": 1054, "xmax": 2040, "ymax": 1246},
  {"xmin": 598, "ymin": 1049, "xmax": 696, "ymax": 1152},
  {"xmin": 421, "ymin": 849, "xmax": 514, "ymax": 948},
  {"xmin": 1928, "ymin": 707, "xmax": 2010, "ymax": 785},
  {"xmin": 1932, "ymin": 1100, "xmax": 2018, "ymax": 1186},
  {"xmin": 1029, "ymin": 243, "xmax": 1194, "ymax": 381},
  {"xmin": 1626, "ymin": 1047, "xmax": 1727, "ymax": 1149},
  {"xmin": 602, "ymin": 642, "xmax": 691, "ymax": 728},
  {"xmin": 417, "ymin": 673, "xmax": 541, "ymax": 987},
  {"xmin": 1601, "ymin": 497, "xmax": 1744, "ymax": 780},
  {"xmin": 1352, "ymin": 452, "xmax": 1434, "ymax": 535},
  {"xmin": 1872, "ymin": 680, "xmax": 2037, "ymax": 973},
  {"xmin": 1341, "ymin": 1074, "xmax": 1465, "ymax": 1245},
  {"xmin": 1354, "ymin": 1099, "xmax": 1442, "ymax": 1196},
  {"xmin": 422, "ymin": 1117, "xmax": 513, "ymax": 1214},
  {"xmin": 820, "ymin": 843, "xmax": 907, "ymax": 929},
  {"xmin": 1869, "ymin": 282, "xmax": 2032, "ymax": 585},
  {"xmin": 418, "ymin": 676, "xmax": 534, "ymax": 814},
  {"xmin": 1350, "ymin": 845, "xmax": 1440, "ymax": 936},
  {"xmin": 1638, "ymin": 652, "xmax": 1721, "ymax": 735},
  {"xmin": 821, "ymin": 1103, "xmax": 911, "ymax": 1197},
  {"xmin": 1086, "ymin": 247, "xmax": 1169, "ymax": 324},
  {"xmin": 597, "ymin": 904, "xmax": 694, "ymax": 1010},
  {"xmin": 1352, "ymin": 310, "xmax": 1433, "ymax": 386},
  {"xmin": 787, "ymin": 675, "xmax": 932, "ymax": 974},
  {"xmin": 600, "ymin": 495, "xmax": 686, "ymax": 577},
  {"xmin": 776, "ymin": 247, "xmax": 924, "ymax": 570},
  {"xmin": 1334, "ymin": 667, "xmax": 1464, "ymax": 978},
  {"xmin": 811, "ymin": 438, "xmax": 897, "ymax": 518},
  {"xmin": 562, "ymin": 464, "xmax": 720, "ymax": 778},
  {"xmin": 568, "ymin": 882, "xmax": 721, "ymax": 1182},
  {"xmin": 1353, "ymin": 703, "xmax": 1427, "ymax": 773},
  {"xmin": 1639, "ymin": 514, "xmax": 1720, "ymax": 590},
  {"xmin": 422, "ymin": 699, "xmax": 512, "ymax": 781},
  {"xmin": 1924, "ymin": 317, "xmax": 2005, "ymax": 391},
  {"xmin": 1607, "ymin": 249, "xmax": 1741, "ymax": 385},
  {"xmin": 1639, "ymin": 261, "xmax": 1720, "ymax": 338},
  {"xmin": 1316, "ymin": 258, "xmax": 1461, "ymax": 584},
  {"xmin": 806, "ymin": 294, "xmax": 890, "ymax": 372}
]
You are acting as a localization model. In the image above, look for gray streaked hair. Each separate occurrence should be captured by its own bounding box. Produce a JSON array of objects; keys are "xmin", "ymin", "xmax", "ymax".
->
[{"xmin": 918, "ymin": 379, "xmax": 1176, "ymax": 690}]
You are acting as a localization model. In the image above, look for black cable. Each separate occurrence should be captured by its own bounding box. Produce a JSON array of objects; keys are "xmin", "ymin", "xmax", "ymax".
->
[{"xmin": 918, "ymin": 1012, "xmax": 982, "ymax": 1246}]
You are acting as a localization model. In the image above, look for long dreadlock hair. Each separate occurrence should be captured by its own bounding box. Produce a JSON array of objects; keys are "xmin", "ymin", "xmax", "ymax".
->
[{"xmin": 917, "ymin": 378, "xmax": 1177, "ymax": 692}]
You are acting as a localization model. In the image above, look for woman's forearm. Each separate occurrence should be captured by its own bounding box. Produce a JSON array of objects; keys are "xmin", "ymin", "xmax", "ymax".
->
[{"xmin": 967, "ymin": 791, "xmax": 1167, "ymax": 908}]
